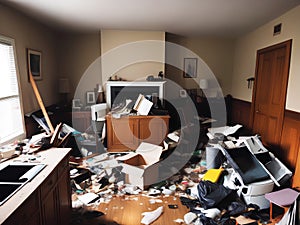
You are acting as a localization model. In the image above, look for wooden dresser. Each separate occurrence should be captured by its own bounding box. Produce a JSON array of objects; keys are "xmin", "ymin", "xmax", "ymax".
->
[
  {"xmin": 0, "ymin": 148, "xmax": 71, "ymax": 225},
  {"xmin": 106, "ymin": 114, "xmax": 170, "ymax": 152}
]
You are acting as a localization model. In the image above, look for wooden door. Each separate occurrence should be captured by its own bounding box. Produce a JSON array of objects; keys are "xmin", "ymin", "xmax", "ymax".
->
[{"xmin": 250, "ymin": 40, "xmax": 292, "ymax": 146}]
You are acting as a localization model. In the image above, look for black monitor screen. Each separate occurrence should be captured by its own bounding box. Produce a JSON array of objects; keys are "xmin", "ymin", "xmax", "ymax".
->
[{"xmin": 110, "ymin": 86, "xmax": 159, "ymax": 108}]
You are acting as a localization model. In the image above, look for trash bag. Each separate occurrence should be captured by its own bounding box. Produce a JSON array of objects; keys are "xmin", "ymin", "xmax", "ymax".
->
[{"xmin": 197, "ymin": 180, "xmax": 236, "ymax": 209}]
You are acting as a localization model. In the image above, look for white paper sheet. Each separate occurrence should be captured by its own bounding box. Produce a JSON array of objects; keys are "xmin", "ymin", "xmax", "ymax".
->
[
  {"xmin": 133, "ymin": 94, "xmax": 153, "ymax": 116},
  {"xmin": 208, "ymin": 124, "xmax": 242, "ymax": 136}
]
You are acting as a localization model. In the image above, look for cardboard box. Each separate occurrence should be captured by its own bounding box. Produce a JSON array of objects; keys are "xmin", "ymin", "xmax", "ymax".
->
[{"xmin": 117, "ymin": 142, "xmax": 163, "ymax": 190}]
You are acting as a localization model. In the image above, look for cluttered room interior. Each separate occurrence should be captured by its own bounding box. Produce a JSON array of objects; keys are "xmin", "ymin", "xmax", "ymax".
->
[{"xmin": 1, "ymin": 1, "xmax": 300, "ymax": 225}]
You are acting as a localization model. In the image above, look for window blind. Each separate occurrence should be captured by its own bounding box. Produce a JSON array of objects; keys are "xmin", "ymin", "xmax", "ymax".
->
[{"xmin": 0, "ymin": 36, "xmax": 25, "ymax": 145}]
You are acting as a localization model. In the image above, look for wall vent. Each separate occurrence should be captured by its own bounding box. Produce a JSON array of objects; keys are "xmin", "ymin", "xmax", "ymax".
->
[{"xmin": 273, "ymin": 23, "xmax": 282, "ymax": 36}]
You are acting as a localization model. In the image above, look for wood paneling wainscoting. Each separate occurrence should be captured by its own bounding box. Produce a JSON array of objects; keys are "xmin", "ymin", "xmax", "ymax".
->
[
  {"xmin": 230, "ymin": 98, "xmax": 251, "ymax": 129},
  {"xmin": 280, "ymin": 111, "xmax": 300, "ymax": 176},
  {"xmin": 230, "ymin": 98, "xmax": 300, "ymax": 179}
]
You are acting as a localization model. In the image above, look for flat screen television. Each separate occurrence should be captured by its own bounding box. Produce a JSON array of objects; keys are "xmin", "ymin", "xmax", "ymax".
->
[{"xmin": 105, "ymin": 81, "xmax": 165, "ymax": 109}]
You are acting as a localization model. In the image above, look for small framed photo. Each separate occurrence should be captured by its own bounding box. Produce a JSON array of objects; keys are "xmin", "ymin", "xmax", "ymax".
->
[
  {"xmin": 179, "ymin": 89, "xmax": 187, "ymax": 98},
  {"xmin": 72, "ymin": 99, "xmax": 81, "ymax": 108},
  {"xmin": 183, "ymin": 58, "xmax": 197, "ymax": 78},
  {"xmin": 86, "ymin": 91, "xmax": 96, "ymax": 104},
  {"xmin": 27, "ymin": 49, "xmax": 42, "ymax": 81}
]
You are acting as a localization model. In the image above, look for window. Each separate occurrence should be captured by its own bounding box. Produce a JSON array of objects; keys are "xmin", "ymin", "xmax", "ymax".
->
[{"xmin": 0, "ymin": 35, "xmax": 25, "ymax": 146}]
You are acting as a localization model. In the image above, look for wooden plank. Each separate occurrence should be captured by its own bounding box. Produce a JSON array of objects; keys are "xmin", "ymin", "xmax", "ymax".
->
[{"xmin": 29, "ymin": 71, "xmax": 54, "ymax": 133}]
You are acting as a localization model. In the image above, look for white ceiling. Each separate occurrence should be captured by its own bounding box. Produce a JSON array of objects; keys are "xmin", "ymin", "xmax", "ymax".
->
[{"xmin": 4, "ymin": 0, "xmax": 300, "ymax": 38}]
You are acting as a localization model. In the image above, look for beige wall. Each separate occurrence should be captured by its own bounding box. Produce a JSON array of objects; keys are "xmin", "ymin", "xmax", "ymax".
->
[
  {"xmin": 3, "ymin": 2, "xmax": 300, "ymax": 113},
  {"xmin": 101, "ymin": 30, "xmax": 165, "ymax": 84},
  {"xmin": 165, "ymin": 33, "xmax": 234, "ymax": 97},
  {"xmin": 0, "ymin": 4, "xmax": 165, "ymax": 111},
  {"xmin": 57, "ymin": 31, "xmax": 101, "ymax": 105},
  {"xmin": 0, "ymin": 4, "xmax": 58, "ymax": 114},
  {"xmin": 231, "ymin": 5, "xmax": 300, "ymax": 112},
  {"xmin": 0, "ymin": 3, "xmax": 102, "ymax": 111}
]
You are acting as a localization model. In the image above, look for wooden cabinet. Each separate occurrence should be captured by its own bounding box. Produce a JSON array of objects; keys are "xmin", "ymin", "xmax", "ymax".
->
[
  {"xmin": 1, "ymin": 149, "xmax": 71, "ymax": 225},
  {"xmin": 40, "ymin": 154, "xmax": 71, "ymax": 225},
  {"xmin": 106, "ymin": 114, "xmax": 169, "ymax": 152}
]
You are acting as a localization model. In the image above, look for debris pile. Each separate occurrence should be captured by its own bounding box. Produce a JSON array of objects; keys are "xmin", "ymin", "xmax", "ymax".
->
[{"xmin": 69, "ymin": 125, "xmax": 294, "ymax": 225}]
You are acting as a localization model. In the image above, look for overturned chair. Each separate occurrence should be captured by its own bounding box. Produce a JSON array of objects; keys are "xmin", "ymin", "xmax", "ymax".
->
[{"xmin": 76, "ymin": 103, "xmax": 108, "ymax": 157}]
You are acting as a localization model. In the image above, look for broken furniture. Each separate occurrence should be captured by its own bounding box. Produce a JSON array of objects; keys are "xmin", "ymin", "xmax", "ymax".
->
[
  {"xmin": 216, "ymin": 136, "xmax": 292, "ymax": 209},
  {"xmin": 106, "ymin": 114, "xmax": 169, "ymax": 152},
  {"xmin": 81, "ymin": 104, "xmax": 107, "ymax": 155},
  {"xmin": 217, "ymin": 145, "xmax": 274, "ymax": 209},
  {"xmin": 71, "ymin": 104, "xmax": 108, "ymax": 157},
  {"xmin": 244, "ymin": 136, "xmax": 292, "ymax": 186}
]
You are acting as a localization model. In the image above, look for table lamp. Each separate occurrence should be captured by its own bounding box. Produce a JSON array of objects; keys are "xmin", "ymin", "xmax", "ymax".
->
[
  {"xmin": 59, "ymin": 78, "xmax": 70, "ymax": 106},
  {"xmin": 200, "ymin": 79, "xmax": 208, "ymax": 97}
]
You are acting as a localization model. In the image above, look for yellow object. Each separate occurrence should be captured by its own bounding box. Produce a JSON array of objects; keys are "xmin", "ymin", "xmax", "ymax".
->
[{"xmin": 202, "ymin": 169, "xmax": 224, "ymax": 183}]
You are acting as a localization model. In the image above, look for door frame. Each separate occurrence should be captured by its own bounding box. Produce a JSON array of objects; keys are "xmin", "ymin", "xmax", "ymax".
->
[{"xmin": 250, "ymin": 39, "xmax": 292, "ymax": 144}]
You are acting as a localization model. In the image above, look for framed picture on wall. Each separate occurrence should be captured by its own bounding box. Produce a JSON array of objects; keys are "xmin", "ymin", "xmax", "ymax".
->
[
  {"xmin": 86, "ymin": 91, "xmax": 96, "ymax": 104},
  {"xmin": 72, "ymin": 99, "xmax": 81, "ymax": 108},
  {"xmin": 27, "ymin": 49, "xmax": 42, "ymax": 81},
  {"xmin": 183, "ymin": 58, "xmax": 197, "ymax": 78}
]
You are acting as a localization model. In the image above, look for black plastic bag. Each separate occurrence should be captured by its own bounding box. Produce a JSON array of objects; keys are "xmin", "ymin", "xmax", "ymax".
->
[{"xmin": 197, "ymin": 180, "xmax": 235, "ymax": 209}]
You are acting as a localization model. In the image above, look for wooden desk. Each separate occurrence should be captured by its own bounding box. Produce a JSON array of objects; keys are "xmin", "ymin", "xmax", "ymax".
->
[
  {"xmin": 1, "ymin": 148, "xmax": 71, "ymax": 225},
  {"xmin": 106, "ymin": 114, "xmax": 170, "ymax": 152}
]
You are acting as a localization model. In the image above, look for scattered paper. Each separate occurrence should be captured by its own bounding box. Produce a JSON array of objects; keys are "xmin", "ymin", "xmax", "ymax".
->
[
  {"xmin": 202, "ymin": 118, "xmax": 217, "ymax": 124},
  {"xmin": 77, "ymin": 192, "xmax": 99, "ymax": 205},
  {"xmin": 167, "ymin": 132, "xmax": 180, "ymax": 142},
  {"xmin": 208, "ymin": 124, "xmax": 242, "ymax": 136},
  {"xmin": 141, "ymin": 206, "xmax": 163, "ymax": 225},
  {"xmin": 174, "ymin": 218, "xmax": 185, "ymax": 223},
  {"xmin": 117, "ymin": 142, "xmax": 163, "ymax": 165},
  {"xmin": 133, "ymin": 94, "xmax": 153, "ymax": 116}
]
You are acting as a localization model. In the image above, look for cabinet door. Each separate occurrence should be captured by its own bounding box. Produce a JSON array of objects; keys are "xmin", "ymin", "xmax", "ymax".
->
[
  {"xmin": 107, "ymin": 117, "xmax": 139, "ymax": 151},
  {"xmin": 139, "ymin": 117, "xmax": 169, "ymax": 145},
  {"xmin": 3, "ymin": 194, "xmax": 40, "ymax": 225},
  {"xmin": 24, "ymin": 212, "xmax": 41, "ymax": 225},
  {"xmin": 57, "ymin": 164, "xmax": 71, "ymax": 225},
  {"xmin": 41, "ymin": 188, "xmax": 58, "ymax": 225},
  {"xmin": 40, "ymin": 170, "xmax": 58, "ymax": 225}
]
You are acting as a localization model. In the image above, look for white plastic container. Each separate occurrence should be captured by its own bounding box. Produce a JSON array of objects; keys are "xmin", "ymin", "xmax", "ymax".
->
[
  {"xmin": 0, "ymin": 147, "xmax": 15, "ymax": 159},
  {"xmin": 242, "ymin": 194, "xmax": 270, "ymax": 209}
]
